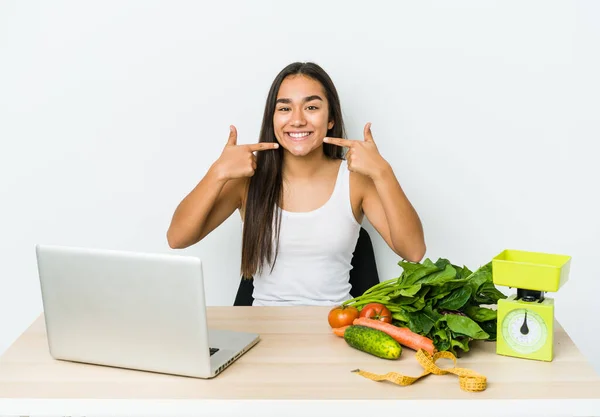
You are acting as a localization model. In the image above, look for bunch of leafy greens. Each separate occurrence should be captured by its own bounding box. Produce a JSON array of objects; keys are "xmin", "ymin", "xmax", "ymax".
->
[{"xmin": 342, "ymin": 258, "xmax": 507, "ymax": 355}]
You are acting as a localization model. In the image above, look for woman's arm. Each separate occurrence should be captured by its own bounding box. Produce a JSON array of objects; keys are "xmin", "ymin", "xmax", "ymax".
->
[
  {"xmin": 360, "ymin": 166, "xmax": 426, "ymax": 262},
  {"xmin": 167, "ymin": 126, "xmax": 279, "ymax": 249},
  {"xmin": 324, "ymin": 123, "xmax": 426, "ymax": 262},
  {"xmin": 167, "ymin": 169, "xmax": 243, "ymax": 249}
]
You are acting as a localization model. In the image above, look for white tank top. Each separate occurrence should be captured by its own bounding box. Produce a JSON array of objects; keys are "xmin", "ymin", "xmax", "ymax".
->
[{"xmin": 251, "ymin": 160, "xmax": 361, "ymax": 306}]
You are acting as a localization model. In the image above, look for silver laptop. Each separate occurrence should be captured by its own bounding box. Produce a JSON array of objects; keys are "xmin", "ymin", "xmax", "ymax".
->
[{"xmin": 35, "ymin": 244, "xmax": 260, "ymax": 379}]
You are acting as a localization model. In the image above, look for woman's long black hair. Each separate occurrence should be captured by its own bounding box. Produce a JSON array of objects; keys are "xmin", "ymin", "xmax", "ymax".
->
[{"xmin": 240, "ymin": 62, "xmax": 347, "ymax": 278}]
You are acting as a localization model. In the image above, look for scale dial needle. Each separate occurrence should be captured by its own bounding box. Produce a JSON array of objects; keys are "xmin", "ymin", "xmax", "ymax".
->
[{"xmin": 520, "ymin": 311, "xmax": 530, "ymax": 335}]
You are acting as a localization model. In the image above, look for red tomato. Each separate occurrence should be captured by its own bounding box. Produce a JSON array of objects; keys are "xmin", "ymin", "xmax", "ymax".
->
[
  {"xmin": 328, "ymin": 305, "xmax": 359, "ymax": 328},
  {"xmin": 359, "ymin": 303, "xmax": 393, "ymax": 323}
]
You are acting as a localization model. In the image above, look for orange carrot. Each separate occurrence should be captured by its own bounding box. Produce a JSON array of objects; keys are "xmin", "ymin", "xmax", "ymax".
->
[
  {"xmin": 332, "ymin": 325, "xmax": 350, "ymax": 337},
  {"xmin": 352, "ymin": 318, "xmax": 435, "ymax": 355}
]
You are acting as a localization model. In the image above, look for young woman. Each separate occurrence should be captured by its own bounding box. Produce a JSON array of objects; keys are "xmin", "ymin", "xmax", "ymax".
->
[{"xmin": 167, "ymin": 62, "xmax": 426, "ymax": 306}]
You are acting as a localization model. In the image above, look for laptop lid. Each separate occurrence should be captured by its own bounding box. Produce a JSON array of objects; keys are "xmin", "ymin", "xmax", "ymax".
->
[{"xmin": 35, "ymin": 244, "xmax": 256, "ymax": 378}]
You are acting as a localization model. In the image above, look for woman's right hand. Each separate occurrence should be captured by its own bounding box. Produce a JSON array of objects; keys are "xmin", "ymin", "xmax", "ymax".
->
[{"xmin": 211, "ymin": 125, "xmax": 279, "ymax": 181}]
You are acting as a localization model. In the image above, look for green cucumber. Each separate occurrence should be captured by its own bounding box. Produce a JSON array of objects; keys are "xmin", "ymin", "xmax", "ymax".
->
[{"xmin": 343, "ymin": 325, "xmax": 402, "ymax": 359}]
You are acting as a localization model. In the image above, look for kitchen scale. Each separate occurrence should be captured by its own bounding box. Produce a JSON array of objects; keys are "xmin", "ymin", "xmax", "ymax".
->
[{"xmin": 492, "ymin": 249, "xmax": 571, "ymax": 362}]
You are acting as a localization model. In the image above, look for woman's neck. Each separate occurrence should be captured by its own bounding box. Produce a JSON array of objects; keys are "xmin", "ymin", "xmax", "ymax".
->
[{"xmin": 282, "ymin": 148, "xmax": 330, "ymax": 180}]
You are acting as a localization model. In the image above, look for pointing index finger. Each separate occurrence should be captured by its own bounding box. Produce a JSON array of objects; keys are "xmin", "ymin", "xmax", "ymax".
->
[
  {"xmin": 324, "ymin": 137, "xmax": 354, "ymax": 147},
  {"xmin": 246, "ymin": 142, "xmax": 280, "ymax": 152}
]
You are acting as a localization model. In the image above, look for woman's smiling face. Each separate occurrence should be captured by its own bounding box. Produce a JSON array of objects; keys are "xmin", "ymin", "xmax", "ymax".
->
[{"xmin": 273, "ymin": 75, "xmax": 334, "ymax": 157}]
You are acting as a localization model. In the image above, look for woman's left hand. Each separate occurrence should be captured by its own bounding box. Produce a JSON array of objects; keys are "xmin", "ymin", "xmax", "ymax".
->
[{"xmin": 324, "ymin": 123, "xmax": 389, "ymax": 180}]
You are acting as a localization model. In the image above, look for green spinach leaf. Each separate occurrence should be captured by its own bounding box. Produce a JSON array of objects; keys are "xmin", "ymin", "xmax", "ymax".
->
[
  {"xmin": 466, "ymin": 262, "xmax": 493, "ymax": 295},
  {"xmin": 432, "ymin": 327, "xmax": 451, "ymax": 352},
  {"xmin": 479, "ymin": 320, "xmax": 498, "ymax": 341},
  {"xmin": 437, "ymin": 286, "xmax": 473, "ymax": 310},
  {"xmin": 419, "ymin": 264, "xmax": 457, "ymax": 286},
  {"xmin": 451, "ymin": 336, "xmax": 471, "ymax": 354},
  {"xmin": 405, "ymin": 305, "xmax": 441, "ymax": 334},
  {"xmin": 399, "ymin": 259, "xmax": 441, "ymax": 287},
  {"xmin": 440, "ymin": 314, "xmax": 490, "ymax": 340},
  {"xmin": 474, "ymin": 282, "xmax": 507, "ymax": 304},
  {"xmin": 398, "ymin": 284, "xmax": 422, "ymax": 297},
  {"xmin": 464, "ymin": 305, "xmax": 497, "ymax": 322}
]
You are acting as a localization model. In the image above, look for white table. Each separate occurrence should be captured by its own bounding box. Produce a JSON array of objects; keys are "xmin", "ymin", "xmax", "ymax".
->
[{"xmin": 1, "ymin": 306, "xmax": 599, "ymax": 416}]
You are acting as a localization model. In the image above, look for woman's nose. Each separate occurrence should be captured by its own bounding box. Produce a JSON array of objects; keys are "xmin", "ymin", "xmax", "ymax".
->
[{"xmin": 290, "ymin": 113, "xmax": 307, "ymax": 126}]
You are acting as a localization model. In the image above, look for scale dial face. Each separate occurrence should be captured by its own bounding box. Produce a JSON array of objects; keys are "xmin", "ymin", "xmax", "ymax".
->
[{"xmin": 502, "ymin": 308, "xmax": 548, "ymax": 354}]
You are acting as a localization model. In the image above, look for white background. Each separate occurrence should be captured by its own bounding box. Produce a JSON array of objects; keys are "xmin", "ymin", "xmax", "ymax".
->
[{"xmin": 1, "ymin": 0, "xmax": 598, "ymax": 376}]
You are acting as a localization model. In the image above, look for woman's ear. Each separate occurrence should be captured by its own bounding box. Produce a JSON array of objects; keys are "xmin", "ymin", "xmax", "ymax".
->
[{"xmin": 328, "ymin": 120, "xmax": 334, "ymax": 130}]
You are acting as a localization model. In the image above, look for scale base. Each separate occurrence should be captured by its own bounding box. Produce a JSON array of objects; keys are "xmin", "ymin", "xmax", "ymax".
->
[{"xmin": 496, "ymin": 295, "xmax": 555, "ymax": 362}]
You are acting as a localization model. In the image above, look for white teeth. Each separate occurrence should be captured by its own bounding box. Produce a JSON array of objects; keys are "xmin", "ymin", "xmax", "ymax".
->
[{"xmin": 288, "ymin": 132, "xmax": 311, "ymax": 138}]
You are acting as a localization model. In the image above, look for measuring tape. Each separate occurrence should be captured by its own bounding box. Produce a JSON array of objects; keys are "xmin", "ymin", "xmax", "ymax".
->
[{"xmin": 351, "ymin": 348, "xmax": 487, "ymax": 392}]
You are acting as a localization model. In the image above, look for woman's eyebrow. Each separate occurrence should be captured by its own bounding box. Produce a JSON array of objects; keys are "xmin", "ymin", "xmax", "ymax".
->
[{"xmin": 275, "ymin": 95, "xmax": 324, "ymax": 104}]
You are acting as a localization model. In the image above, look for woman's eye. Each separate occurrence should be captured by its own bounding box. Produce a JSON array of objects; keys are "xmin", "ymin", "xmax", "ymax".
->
[
  {"xmin": 278, "ymin": 107, "xmax": 290, "ymax": 112},
  {"xmin": 307, "ymin": 106, "xmax": 318, "ymax": 110}
]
